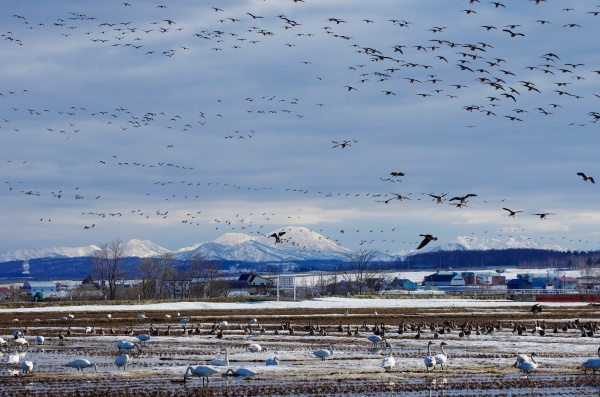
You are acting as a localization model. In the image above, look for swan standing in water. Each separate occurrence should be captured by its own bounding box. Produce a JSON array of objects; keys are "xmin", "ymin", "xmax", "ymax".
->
[
  {"xmin": 381, "ymin": 343, "xmax": 396, "ymax": 372},
  {"xmin": 313, "ymin": 346, "xmax": 334, "ymax": 361},
  {"xmin": 6, "ymin": 348, "xmax": 22, "ymax": 367},
  {"xmin": 516, "ymin": 352, "xmax": 538, "ymax": 378},
  {"xmin": 115, "ymin": 354, "xmax": 131, "ymax": 370},
  {"xmin": 582, "ymin": 347, "xmax": 600, "ymax": 374},
  {"xmin": 118, "ymin": 341, "xmax": 141, "ymax": 352},
  {"xmin": 21, "ymin": 360, "xmax": 33, "ymax": 374},
  {"xmin": 224, "ymin": 367, "xmax": 257, "ymax": 377},
  {"xmin": 424, "ymin": 341, "xmax": 436, "ymax": 372},
  {"xmin": 266, "ymin": 356, "xmax": 280, "ymax": 366},
  {"xmin": 210, "ymin": 348, "xmax": 230, "ymax": 366},
  {"xmin": 66, "ymin": 359, "xmax": 98, "ymax": 371},
  {"xmin": 247, "ymin": 343, "xmax": 267, "ymax": 353},
  {"xmin": 514, "ymin": 353, "xmax": 531, "ymax": 367},
  {"xmin": 433, "ymin": 342, "xmax": 448, "ymax": 370},
  {"xmin": 183, "ymin": 365, "xmax": 220, "ymax": 385}
]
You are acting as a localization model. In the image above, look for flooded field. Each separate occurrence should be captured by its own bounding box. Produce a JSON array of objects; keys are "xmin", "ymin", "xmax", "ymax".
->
[{"xmin": 2, "ymin": 302, "xmax": 600, "ymax": 396}]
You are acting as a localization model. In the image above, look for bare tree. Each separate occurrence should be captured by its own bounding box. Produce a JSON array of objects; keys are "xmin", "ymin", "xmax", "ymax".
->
[
  {"xmin": 156, "ymin": 253, "xmax": 176, "ymax": 299},
  {"xmin": 93, "ymin": 238, "xmax": 128, "ymax": 300},
  {"xmin": 138, "ymin": 258, "xmax": 160, "ymax": 299},
  {"xmin": 342, "ymin": 249, "xmax": 379, "ymax": 295}
]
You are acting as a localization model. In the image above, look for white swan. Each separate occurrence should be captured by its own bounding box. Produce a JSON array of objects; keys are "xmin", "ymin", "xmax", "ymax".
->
[
  {"xmin": 0, "ymin": 336, "xmax": 7, "ymax": 346},
  {"xmin": 433, "ymin": 342, "xmax": 448, "ymax": 370},
  {"xmin": 424, "ymin": 341, "xmax": 436, "ymax": 371},
  {"xmin": 6, "ymin": 348, "xmax": 21, "ymax": 367},
  {"xmin": 367, "ymin": 334, "xmax": 386, "ymax": 347},
  {"xmin": 36, "ymin": 335, "xmax": 45, "ymax": 345},
  {"xmin": 21, "ymin": 360, "xmax": 33, "ymax": 374},
  {"xmin": 313, "ymin": 346, "xmax": 334, "ymax": 361},
  {"xmin": 115, "ymin": 354, "xmax": 131, "ymax": 370},
  {"xmin": 224, "ymin": 367, "xmax": 256, "ymax": 377},
  {"xmin": 211, "ymin": 348, "xmax": 230, "ymax": 366},
  {"xmin": 137, "ymin": 313, "xmax": 146, "ymax": 319},
  {"xmin": 382, "ymin": 344, "xmax": 396, "ymax": 372},
  {"xmin": 513, "ymin": 353, "xmax": 530, "ymax": 367},
  {"xmin": 183, "ymin": 365, "xmax": 220, "ymax": 385},
  {"xmin": 66, "ymin": 359, "xmax": 98, "ymax": 371},
  {"xmin": 582, "ymin": 347, "xmax": 600, "ymax": 374},
  {"xmin": 266, "ymin": 356, "xmax": 280, "ymax": 366},
  {"xmin": 14, "ymin": 337, "xmax": 29, "ymax": 351},
  {"xmin": 247, "ymin": 343, "xmax": 267, "ymax": 353},
  {"xmin": 516, "ymin": 352, "xmax": 538, "ymax": 378},
  {"xmin": 118, "ymin": 341, "xmax": 141, "ymax": 351},
  {"xmin": 137, "ymin": 334, "xmax": 151, "ymax": 345}
]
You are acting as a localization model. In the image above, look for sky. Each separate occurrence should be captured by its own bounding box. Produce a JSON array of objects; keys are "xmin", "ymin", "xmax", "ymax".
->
[{"xmin": 2, "ymin": 0, "xmax": 600, "ymax": 255}]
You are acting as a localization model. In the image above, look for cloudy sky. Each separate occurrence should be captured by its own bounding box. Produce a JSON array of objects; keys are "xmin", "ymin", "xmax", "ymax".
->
[{"xmin": 2, "ymin": 0, "xmax": 600, "ymax": 255}]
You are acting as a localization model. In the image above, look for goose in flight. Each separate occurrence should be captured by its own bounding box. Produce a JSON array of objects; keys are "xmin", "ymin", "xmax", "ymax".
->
[
  {"xmin": 429, "ymin": 193, "xmax": 447, "ymax": 204},
  {"xmin": 533, "ymin": 213, "xmax": 555, "ymax": 219},
  {"xmin": 449, "ymin": 193, "xmax": 477, "ymax": 205},
  {"xmin": 503, "ymin": 208, "xmax": 523, "ymax": 217},
  {"xmin": 269, "ymin": 231, "xmax": 286, "ymax": 244},
  {"xmin": 577, "ymin": 172, "xmax": 595, "ymax": 183},
  {"xmin": 417, "ymin": 234, "xmax": 438, "ymax": 250}
]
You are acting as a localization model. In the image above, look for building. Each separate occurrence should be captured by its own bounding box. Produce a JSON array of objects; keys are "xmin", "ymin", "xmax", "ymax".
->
[
  {"xmin": 506, "ymin": 278, "xmax": 546, "ymax": 290},
  {"xmin": 390, "ymin": 278, "xmax": 418, "ymax": 291},
  {"xmin": 423, "ymin": 272, "xmax": 465, "ymax": 287},
  {"xmin": 229, "ymin": 273, "xmax": 272, "ymax": 296},
  {"xmin": 22, "ymin": 281, "xmax": 58, "ymax": 297},
  {"xmin": 553, "ymin": 276, "xmax": 579, "ymax": 290},
  {"xmin": 461, "ymin": 271, "xmax": 506, "ymax": 286}
]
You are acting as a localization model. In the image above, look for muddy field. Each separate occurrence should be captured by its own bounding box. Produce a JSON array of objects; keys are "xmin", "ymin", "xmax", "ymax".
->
[{"xmin": 2, "ymin": 302, "xmax": 600, "ymax": 396}]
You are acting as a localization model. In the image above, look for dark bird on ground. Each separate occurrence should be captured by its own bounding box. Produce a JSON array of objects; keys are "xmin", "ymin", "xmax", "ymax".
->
[
  {"xmin": 577, "ymin": 172, "xmax": 595, "ymax": 183},
  {"xmin": 531, "ymin": 304, "xmax": 542, "ymax": 315},
  {"xmin": 417, "ymin": 234, "xmax": 437, "ymax": 250},
  {"xmin": 503, "ymin": 208, "xmax": 523, "ymax": 217},
  {"xmin": 269, "ymin": 231, "xmax": 286, "ymax": 243}
]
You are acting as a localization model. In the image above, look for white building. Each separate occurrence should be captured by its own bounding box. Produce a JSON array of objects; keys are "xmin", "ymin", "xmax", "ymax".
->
[{"xmin": 22, "ymin": 281, "xmax": 58, "ymax": 297}]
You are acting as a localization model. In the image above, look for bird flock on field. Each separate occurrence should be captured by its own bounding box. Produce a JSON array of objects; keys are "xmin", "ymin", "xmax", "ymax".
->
[
  {"xmin": 4, "ymin": 306, "xmax": 600, "ymax": 385},
  {"xmin": 2, "ymin": 0, "xmax": 600, "ymax": 254}
]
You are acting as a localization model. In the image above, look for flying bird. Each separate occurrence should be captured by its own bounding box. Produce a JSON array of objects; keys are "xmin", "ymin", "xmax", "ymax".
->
[
  {"xmin": 577, "ymin": 172, "xmax": 595, "ymax": 183},
  {"xmin": 503, "ymin": 208, "xmax": 523, "ymax": 217},
  {"xmin": 269, "ymin": 231, "xmax": 286, "ymax": 243},
  {"xmin": 449, "ymin": 193, "xmax": 477, "ymax": 205},
  {"xmin": 417, "ymin": 234, "xmax": 437, "ymax": 250}
]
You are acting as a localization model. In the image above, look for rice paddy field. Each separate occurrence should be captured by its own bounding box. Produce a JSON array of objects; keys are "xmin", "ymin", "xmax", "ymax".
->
[{"xmin": 2, "ymin": 298, "xmax": 600, "ymax": 396}]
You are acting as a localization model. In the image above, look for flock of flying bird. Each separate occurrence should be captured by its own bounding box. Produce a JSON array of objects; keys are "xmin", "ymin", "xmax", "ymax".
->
[{"xmin": 2, "ymin": 0, "xmax": 600, "ymax": 255}]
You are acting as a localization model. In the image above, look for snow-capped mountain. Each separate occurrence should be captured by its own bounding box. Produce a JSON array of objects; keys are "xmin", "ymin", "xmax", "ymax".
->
[
  {"xmin": 392, "ymin": 235, "xmax": 569, "ymax": 258},
  {"xmin": 0, "ymin": 230, "xmax": 569, "ymax": 264}
]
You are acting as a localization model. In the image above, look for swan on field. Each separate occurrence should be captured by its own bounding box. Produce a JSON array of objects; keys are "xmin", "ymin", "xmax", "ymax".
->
[
  {"xmin": 582, "ymin": 347, "xmax": 600, "ymax": 374},
  {"xmin": 21, "ymin": 360, "xmax": 33, "ymax": 374},
  {"xmin": 266, "ymin": 356, "xmax": 280, "ymax": 366},
  {"xmin": 210, "ymin": 348, "xmax": 230, "ymax": 366},
  {"xmin": 434, "ymin": 342, "xmax": 448, "ymax": 370},
  {"xmin": 516, "ymin": 352, "xmax": 538, "ymax": 378},
  {"xmin": 136, "ymin": 313, "xmax": 146, "ymax": 319},
  {"xmin": 367, "ymin": 334, "xmax": 386, "ymax": 347},
  {"xmin": 117, "ymin": 341, "xmax": 140, "ymax": 352},
  {"xmin": 514, "ymin": 353, "xmax": 531, "ymax": 367},
  {"xmin": 224, "ymin": 367, "xmax": 256, "ymax": 377},
  {"xmin": 36, "ymin": 335, "xmax": 45, "ymax": 345},
  {"xmin": 6, "ymin": 348, "xmax": 21, "ymax": 367},
  {"xmin": 382, "ymin": 343, "xmax": 396, "ymax": 372},
  {"xmin": 313, "ymin": 346, "xmax": 334, "ymax": 361},
  {"xmin": 136, "ymin": 334, "xmax": 151, "ymax": 345},
  {"xmin": 183, "ymin": 365, "xmax": 220, "ymax": 385},
  {"xmin": 247, "ymin": 343, "xmax": 267, "ymax": 353},
  {"xmin": 424, "ymin": 341, "xmax": 436, "ymax": 372},
  {"xmin": 115, "ymin": 354, "xmax": 131, "ymax": 370},
  {"xmin": 14, "ymin": 337, "xmax": 28, "ymax": 351},
  {"xmin": 66, "ymin": 359, "xmax": 97, "ymax": 371},
  {"xmin": 0, "ymin": 336, "xmax": 7, "ymax": 346}
]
